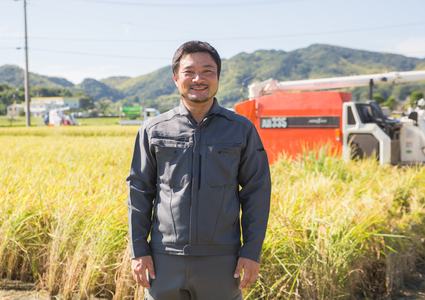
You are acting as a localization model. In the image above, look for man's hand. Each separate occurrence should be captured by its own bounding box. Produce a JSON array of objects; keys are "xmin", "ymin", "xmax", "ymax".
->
[
  {"xmin": 233, "ymin": 257, "xmax": 260, "ymax": 289},
  {"xmin": 132, "ymin": 255, "xmax": 156, "ymax": 288}
]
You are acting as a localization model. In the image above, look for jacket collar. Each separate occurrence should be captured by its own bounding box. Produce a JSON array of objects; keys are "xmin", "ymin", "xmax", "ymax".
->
[{"xmin": 178, "ymin": 98, "xmax": 220, "ymax": 118}]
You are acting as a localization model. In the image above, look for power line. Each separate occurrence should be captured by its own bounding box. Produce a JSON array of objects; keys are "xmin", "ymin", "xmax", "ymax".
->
[
  {"xmin": 13, "ymin": 47, "xmax": 422, "ymax": 60},
  {"xmin": 3, "ymin": 21, "xmax": 425, "ymax": 43},
  {"xmin": 2, "ymin": 45, "xmax": 422, "ymax": 58},
  {"xmin": 67, "ymin": 0, "xmax": 305, "ymax": 7},
  {"xmin": 30, "ymin": 48, "xmax": 169, "ymax": 60},
  {"xmin": 28, "ymin": 3, "xmax": 209, "ymax": 35}
]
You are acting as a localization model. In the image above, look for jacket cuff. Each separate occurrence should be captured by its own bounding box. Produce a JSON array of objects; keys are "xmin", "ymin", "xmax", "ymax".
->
[
  {"xmin": 239, "ymin": 244, "xmax": 263, "ymax": 263},
  {"xmin": 130, "ymin": 241, "xmax": 152, "ymax": 259}
]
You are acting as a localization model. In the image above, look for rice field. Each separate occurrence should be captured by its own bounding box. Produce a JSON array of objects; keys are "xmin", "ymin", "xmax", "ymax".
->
[{"xmin": 1, "ymin": 126, "xmax": 425, "ymax": 299}]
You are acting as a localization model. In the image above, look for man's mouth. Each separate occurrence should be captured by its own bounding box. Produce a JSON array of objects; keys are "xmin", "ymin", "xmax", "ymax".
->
[{"xmin": 190, "ymin": 85, "xmax": 208, "ymax": 90}]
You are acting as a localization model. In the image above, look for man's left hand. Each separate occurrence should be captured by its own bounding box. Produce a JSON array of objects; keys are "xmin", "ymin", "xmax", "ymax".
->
[{"xmin": 233, "ymin": 257, "xmax": 260, "ymax": 289}]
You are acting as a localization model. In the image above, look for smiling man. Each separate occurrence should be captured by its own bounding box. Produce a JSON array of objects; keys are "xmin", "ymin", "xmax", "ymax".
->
[{"xmin": 127, "ymin": 41, "xmax": 271, "ymax": 300}]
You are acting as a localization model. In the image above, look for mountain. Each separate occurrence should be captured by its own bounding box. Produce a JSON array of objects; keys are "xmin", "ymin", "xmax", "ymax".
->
[
  {"xmin": 100, "ymin": 44, "xmax": 425, "ymax": 107},
  {"xmin": 99, "ymin": 76, "xmax": 132, "ymax": 89},
  {"xmin": 118, "ymin": 66, "xmax": 178, "ymax": 100},
  {"xmin": 214, "ymin": 45, "xmax": 425, "ymax": 105},
  {"xmin": 73, "ymin": 78, "xmax": 124, "ymax": 101},
  {"xmin": 1, "ymin": 44, "xmax": 425, "ymax": 109},
  {"xmin": 0, "ymin": 65, "xmax": 74, "ymax": 89}
]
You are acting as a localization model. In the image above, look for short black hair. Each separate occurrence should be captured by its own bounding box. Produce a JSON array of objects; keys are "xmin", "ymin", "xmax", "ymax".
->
[{"xmin": 172, "ymin": 41, "xmax": 221, "ymax": 79}]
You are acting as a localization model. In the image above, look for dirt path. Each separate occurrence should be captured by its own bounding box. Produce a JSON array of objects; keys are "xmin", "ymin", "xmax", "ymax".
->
[
  {"xmin": 1, "ymin": 279, "xmax": 425, "ymax": 299},
  {"xmin": 0, "ymin": 281, "xmax": 49, "ymax": 300},
  {"xmin": 0, "ymin": 280, "xmax": 106, "ymax": 300}
]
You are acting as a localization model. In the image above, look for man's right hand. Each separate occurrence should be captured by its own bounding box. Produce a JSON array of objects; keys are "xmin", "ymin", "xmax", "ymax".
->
[{"xmin": 131, "ymin": 255, "xmax": 156, "ymax": 288}]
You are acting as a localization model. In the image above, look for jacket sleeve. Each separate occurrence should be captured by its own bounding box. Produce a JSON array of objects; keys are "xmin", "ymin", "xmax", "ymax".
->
[
  {"xmin": 237, "ymin": 124, "xmax": 271, "ymax": 263},
  {"xmin": 126, "ymin": 125, "xmax": 157, "ymax": 259}
]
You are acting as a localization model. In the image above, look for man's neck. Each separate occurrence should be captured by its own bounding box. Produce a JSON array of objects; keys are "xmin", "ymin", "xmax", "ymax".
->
[{"xmin": 182, "ymin": 98, "xmax": 214, "ymax": 124}]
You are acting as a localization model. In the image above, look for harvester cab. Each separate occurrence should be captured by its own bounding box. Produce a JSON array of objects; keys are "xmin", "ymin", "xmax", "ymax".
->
[
  {"xmin": 236, "ymin": 70, "xmax": 425, "ymax": 165},
  {"xmin": 341, "ymin": 101, "xmax": 425, "ymax": 165}
]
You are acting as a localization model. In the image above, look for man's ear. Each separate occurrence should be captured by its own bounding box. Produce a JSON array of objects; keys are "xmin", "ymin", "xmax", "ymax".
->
[{"xmin": 173, "ymin": 74, "xmax": 178, "ymax": 87}]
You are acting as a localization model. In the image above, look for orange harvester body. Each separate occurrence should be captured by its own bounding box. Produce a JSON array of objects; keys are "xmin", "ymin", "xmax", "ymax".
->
[{"xmin": 235, "ymin": 91, "xmax": 352, "ymax": 164}]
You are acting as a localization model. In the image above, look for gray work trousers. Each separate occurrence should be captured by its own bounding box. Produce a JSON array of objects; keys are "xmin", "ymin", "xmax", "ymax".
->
[{"xmin": 144, "ymin": 252, "xmax": 243, "ymax": 300}]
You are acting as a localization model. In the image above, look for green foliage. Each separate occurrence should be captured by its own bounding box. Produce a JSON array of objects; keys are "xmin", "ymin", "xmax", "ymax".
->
[
  {"xmin": 95, "ymin": 99, "xmax": 120, "ymax": 116},
  {"xmin": 350, "ymin": 83, "xmax": 425, "ymax": 102},
  {"xmin": 382, "ymin": 96, "xmax": 397, "ymax": 110},
  {"xmin": 410, "ymin": 90, "xmax": 424, "ymax": 106},
  {"xmin": 99, "ymin": 76, "xmax": 131, "ymax": 89},
  {"xmin": 144, "ymin": 94, "xmax": 181, "ymax": 113},
  {"xmin": 0, "ymin": 83, "xmax": 94, "ymax": 115},
  {"xmin": 73, "ymin": 78, "xmax": 125, "ymax": 102},
  {"xmin": 0, "ymin": 103, "xmax": 6, "ymax": 115},
  {"xmin": 117, "ymin": 66, "xmax": 178, "ymax": 104},
  {"xmin": 373, "ymin": 93, "xmax": 386, "ymax": 104},
  {"xmin": 31, "ymin": 85, "xmax": 73, "ymax": 98},
  {"xmin": 73, "ymin": 91, "xmax": 95, "ymax": 110},
  {"xmin": 0, "ymin": 84, "xmax": 24, "ymax": 115}
]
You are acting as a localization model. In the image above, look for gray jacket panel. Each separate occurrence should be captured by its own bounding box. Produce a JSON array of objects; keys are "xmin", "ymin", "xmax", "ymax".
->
[{"xmin": 127, "ymin": 99, "xmax": 271, "ymax": 262}]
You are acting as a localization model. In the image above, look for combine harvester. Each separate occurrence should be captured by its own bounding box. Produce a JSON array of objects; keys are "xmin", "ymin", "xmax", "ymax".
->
[
  {"xmin": 119, "ymin": 106, "xmax": 160, "ymax": 125},
  {"xmin": 235, "ymin": 70, "xmax": 425, "ymax": 165},
  {"xmin": 48, "ymin": 107, "xmax": 79, "ymax": 126}
]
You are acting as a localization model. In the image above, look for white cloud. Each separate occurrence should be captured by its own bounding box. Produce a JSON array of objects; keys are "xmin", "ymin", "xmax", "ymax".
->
[{"xmin": 393, "ymin": 36, "xmax": 425, "ymax": 58}]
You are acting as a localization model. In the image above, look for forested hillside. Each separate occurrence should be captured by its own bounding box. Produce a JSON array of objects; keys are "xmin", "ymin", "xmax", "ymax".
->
[
  {"xmin": 0, "ymin": 65, "xmax": 74, "ymax": 89},
  {"xmin": 2, "ymin": 44, "xmax": 425, "ymax": 112}
]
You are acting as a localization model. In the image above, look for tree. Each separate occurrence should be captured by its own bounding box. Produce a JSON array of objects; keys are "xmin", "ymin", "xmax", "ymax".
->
[
  {"xmin": 0, "ymin": 84, "xmax": 24, "ymax": 115},
  {"xmin": 373, "ymin": 93, "xmax": 386, "ymax": 104},
  {"xmin": 410, "ymin": 91, "xmax": 424, "ymax": 106},
  {"xmin": 75, "ymin": 92, "xmax": 95, "ymax": 110},
  {"xmin": 96, "ymin": 99, "xmax": 116, "ymax": 116},
  {"xmin": 382, "ymin": 96, "xmax": 397, "ymax": 110}
]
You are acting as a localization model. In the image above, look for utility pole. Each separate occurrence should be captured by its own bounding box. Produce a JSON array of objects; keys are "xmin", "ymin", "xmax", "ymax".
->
[{"xmin": 23, "ymin": 0, "xmax": 31, "ymax": 126}]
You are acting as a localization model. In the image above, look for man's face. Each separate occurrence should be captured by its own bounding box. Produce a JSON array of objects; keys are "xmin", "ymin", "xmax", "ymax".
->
[{"xmin": 173, "ymin": 52, "xmax": 219, "ymax": 105}]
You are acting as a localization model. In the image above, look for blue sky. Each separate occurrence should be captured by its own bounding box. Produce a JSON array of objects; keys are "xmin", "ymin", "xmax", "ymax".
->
[{"xmin": 1, "ymin": 0, "xmax": 425, "ymax": 84}]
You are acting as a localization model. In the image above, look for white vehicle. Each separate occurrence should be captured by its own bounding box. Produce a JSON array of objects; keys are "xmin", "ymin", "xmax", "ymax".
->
[
  {"xmin": 48, "ymin": 107, "xmax": 80, "ymax": 126},
  {"xmin": 238, "ymin": 70, "xmax": 425, "ymax": 165}
]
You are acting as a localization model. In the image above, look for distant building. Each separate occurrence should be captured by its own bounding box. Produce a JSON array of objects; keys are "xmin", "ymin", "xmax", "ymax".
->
[
  {"xmin": 7, "ymin": 97, "xmax": 80, "ymax": 118},
  {"xmin": 7, "ymin": 104, "xmax": 25, "ymax": 118}
]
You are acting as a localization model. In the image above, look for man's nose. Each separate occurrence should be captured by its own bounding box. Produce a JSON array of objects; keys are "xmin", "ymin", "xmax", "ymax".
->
[{"xmin": 193, "ymin": 72, "xmax": 205, "ymax": 82}]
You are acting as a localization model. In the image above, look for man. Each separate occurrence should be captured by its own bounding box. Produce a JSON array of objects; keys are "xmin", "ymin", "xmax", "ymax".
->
[{"xmin": 127, "ymin": 41, "xmax": 271, "ymax": 300}]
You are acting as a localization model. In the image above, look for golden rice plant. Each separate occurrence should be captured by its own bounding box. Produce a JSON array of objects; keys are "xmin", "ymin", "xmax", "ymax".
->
[
  {"xmin": 248, "ymin": 149, "xmax": 425, "ymax": 299},
  {"xmin": 0, "ymin": 125, "xmax": 138, "ymax": 137},
  {"xmin": 0, "ymin": 132, "xmax": 134, "ymax": 298},
  {"xmin": 1, "ymin": 127, "xmax": 425, "ymax": 299}
]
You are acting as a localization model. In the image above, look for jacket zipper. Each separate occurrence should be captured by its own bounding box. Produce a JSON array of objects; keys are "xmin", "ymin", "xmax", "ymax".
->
[{"xmin": 152, "ymin": 136, "xmax": 188, "ymax": 142}]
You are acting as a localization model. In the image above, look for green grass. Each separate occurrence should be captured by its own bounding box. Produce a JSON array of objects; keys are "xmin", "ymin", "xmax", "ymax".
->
[
  {"xmin": 0, "ymin": 116, "xmax": 42, "ymax": 127},
  {"xmin": 1, "ymin": 130, "xmax": 425, "ymax": 299},
  {"xmin": 0, "ymin": 115, "xmax": 123, "ymax": 127},
  {"xmin": 78, "ymin": 117, "xmax": 120, "ymax": 126}
]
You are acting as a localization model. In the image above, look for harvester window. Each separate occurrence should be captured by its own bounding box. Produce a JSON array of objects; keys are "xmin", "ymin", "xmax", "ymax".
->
[
  {"xmin": 347, "ymin": 107, "xmax": 356, "ymax": 125},
  {"xmin": 355, "ymin": 104, "xmax": 373, "ymax": 124}
]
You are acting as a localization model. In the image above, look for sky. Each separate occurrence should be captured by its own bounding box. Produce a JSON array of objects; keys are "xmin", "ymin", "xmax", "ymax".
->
[{"xmin": 1, "ymin": 0, "xmax": 425, "ymax": 85}]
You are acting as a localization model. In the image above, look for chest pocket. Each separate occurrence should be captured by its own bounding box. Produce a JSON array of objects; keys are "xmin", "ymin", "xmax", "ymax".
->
[
  {"xmin": 153, "ymin": 137, "xmax": 192, "ymax": 188},
  {"xmin": 205, "ymin": 143, "xmax": 241, "ymax": 188}
]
